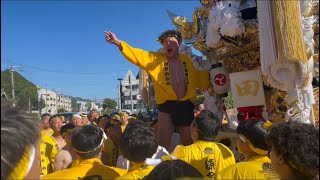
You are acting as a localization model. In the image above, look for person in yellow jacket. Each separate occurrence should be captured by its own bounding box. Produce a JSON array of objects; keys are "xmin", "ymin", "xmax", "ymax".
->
[
  {"xmin": 42, "ymin": 125, "xmax": 127, "ymax": 179},
  {"xmin": 40, "ymin": 113, "xmax": 53, "ymax": 138},
  {"xmin": 105, "ymin": 30, "xmax": 210, "ymax": 150},
  {"xmin": 171, "ymin": 110, "xmax": 235, "ymax": 179},
  {"xmin": 40, "ymin": 114, "xmax": 65, "ymax": 175},
  {"xmin": 216, "ymin": 119, "xmax": 279, "ymax": 180},
  {"xmin": 116, "ymin": 120, "xmax": 158, "ymax": 179}
]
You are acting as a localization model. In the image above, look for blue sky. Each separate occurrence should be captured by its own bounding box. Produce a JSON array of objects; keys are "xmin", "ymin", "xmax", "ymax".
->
[{"xmin": 1, "ymin": 0, "xmax": 201, "ymax": 100}]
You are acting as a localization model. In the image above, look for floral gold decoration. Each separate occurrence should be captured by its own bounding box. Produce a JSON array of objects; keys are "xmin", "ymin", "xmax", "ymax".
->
[{"xmin": 313, "ymin": 87, "xmax": 319, "ymax": 126}]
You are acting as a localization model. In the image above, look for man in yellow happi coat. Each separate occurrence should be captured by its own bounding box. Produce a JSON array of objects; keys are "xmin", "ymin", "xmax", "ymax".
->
[{"xmin": 105, "ymin": 30, "xmax": 210, "ymax": 150}]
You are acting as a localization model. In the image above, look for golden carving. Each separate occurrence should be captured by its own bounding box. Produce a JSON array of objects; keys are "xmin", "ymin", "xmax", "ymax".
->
[
  {"xmin": 223, "ymin": 48, "xmax": 261, "ymax": 73},
  {"xmin": 313, "ymin": 87, "xmax": 319, "ymax": 126},
  {"xmin": 264, "ymin": 89, "xmax": 288, "ymax": 123}
]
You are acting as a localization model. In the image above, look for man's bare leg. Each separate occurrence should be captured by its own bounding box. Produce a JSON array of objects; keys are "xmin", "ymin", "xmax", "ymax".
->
[
  {"xmin": 157, "ymin": 111, "xmax": 174, "ymax": 150},
  {"xmin": 176, "ymin": 126, "xmax": 193, "ymax": 146}
]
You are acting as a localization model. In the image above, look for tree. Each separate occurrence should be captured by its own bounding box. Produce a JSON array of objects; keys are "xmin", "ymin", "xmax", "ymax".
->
[
  {"xmin": 194, "ymin": 95, "xmax": 205, "ymax": 110},
  {"xmin": 103, "ymin": 98, "xmax": 117, "ymax": 110},
  {"xmin": 58, "ymin": 108, "xmax": 67, "ymax": 113},
  {"xmin": 86, "ymin": 100, "xmax": 92, "ymax": 111},
  {"xmin": 223, "ymin": 91, "xmax": 234, "ymax": 109}
]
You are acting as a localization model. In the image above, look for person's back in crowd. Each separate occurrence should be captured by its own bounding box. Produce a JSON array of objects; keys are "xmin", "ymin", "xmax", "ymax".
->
[
  {"xmin": 42, "ymin": 125, "xmax": 127, "ymax": 179},
  {"xmin": 267, "ymin": 122, "xmax": 319, "ymax": 180},
  {"xmin": 171, "ymin": 110, "xmax": 235, "ymax": 178},
  {"xmin": 102, "ymin": 114, "xmax": 122, "ymax": 166},
  {"xmin": 216, "ymin": 119, "xmax": 279, "ymax": 179},
  {"xmin": 144, "ymin": 159, "xmax": 203, "ymax": 180},
  {"xmin": 116, "ymin": 119, "xmax": 170, "ymax": 170},
  {"xmin": 53, "ymin": 123, "xmax": 78, "ymax": 172},
  {"xmin": 1, "ymin": 100, "xmax": 41, "ymax": 180},
  {"xmin": 116, "ymin": 120, "xmax": 158, "ymax": 180}
]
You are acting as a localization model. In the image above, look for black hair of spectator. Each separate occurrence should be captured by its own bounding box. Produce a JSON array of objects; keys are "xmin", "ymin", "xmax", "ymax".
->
[
  {"xmin": 40, "ymin": 113, "xmax": 51, "ymax": 121},
  {"xmin": 60, "ymin": 123, "xmax": 75, "ymax": 135},
  {"xmin": 119, "ymin": 120, "xmax": 158, "ymax": 163},
  {"xmin": 72, "ymin": 125, "xmax": 103, "ymax": 159},
  {"xmin": 48, "ymin": 114, "xmax": 62, "ymax": 123},
  {"xmin": 157, "ymin": 30, "xmax": 182, "ymax": 44},
  {"xmin": 237, "ymin": 119, "xmax": 269, "ymax": 151},
  {"xmin": 266, "ymin": 122, "xmax": 319, "ymax": 180},
  {"xmin": 194, "ymin": 110, "xmax": 221, "ymax": 141},
  {"xmin": 1, "ymin": 100, "xmax": 40, "ymax": 179},
  {"xmin": 144, "ymin": 159, "xmax": 203, "ymax": 180}
]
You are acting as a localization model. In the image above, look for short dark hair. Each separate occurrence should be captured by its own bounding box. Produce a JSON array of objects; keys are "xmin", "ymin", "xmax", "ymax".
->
[
  {"xmin": 144, "ymin": 159, "xmax": 203, "ymax": 180},
  {"xmin": 49, "ymin": 114, "xmax": 62, "ymax": 123},
  {"xmin": 72, "ymin": 125, "xmax": 103, "ymax": 159},
  {"xmin": 237, "ymin": 119, "xmax": 269, "ymax": 151},
  {"xmin": 157, "ymin": 30, "xmax": 182, "ymax": 44},
  {"xmin": 119, "ymin": 120, "xmax": 158, "ymax": 163},
  {"xmin": 194, "ymin": 110, "xmax": 221, "ymax": 141},
  {"xmin": 1, "ymin": 100, "xmax": 40, "ymax": 179},
  {"xmin": 266, "ymin": 122, "xmax": 319, "ymax": 179},
  {"xmin": 60, "ymin": 123, "xmax": 75, "ymax": 135},
  {"xmin": 40, "ymin": 113, "xmax": 51, "ymax": 121}
]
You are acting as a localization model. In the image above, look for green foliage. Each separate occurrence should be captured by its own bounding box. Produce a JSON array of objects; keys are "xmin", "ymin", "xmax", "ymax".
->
[
  {"xmin": 194, "ymin": 95, "xmax": 205, "ymax": 109},
  {"xmin": 57, "ymin": 108, "xmax": 67, "ymax": 113},
  {"xmin": 86, "ymin": 100, "xmax": 92, "ymax": 111},
  {"xmin": 1, "ymin": 70, "xmax": 40, "ymax": 110},
  {"xmin": 223, "ymin": 91, "xmax": 234, "ymax": 109},
  {"xmin": 103, "ymin": 98, "xmax": 117, "ymax": 110}
]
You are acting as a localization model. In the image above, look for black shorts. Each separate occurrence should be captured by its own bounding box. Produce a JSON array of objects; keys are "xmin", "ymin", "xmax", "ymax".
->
[{"xmin": 158, "ymin": 100, "xmax": 194, "ymax": 126}]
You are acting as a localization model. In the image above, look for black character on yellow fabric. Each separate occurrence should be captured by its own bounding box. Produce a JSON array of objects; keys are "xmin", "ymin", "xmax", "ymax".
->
[
  {"xmin": 206, "ymin": 172, "xmax": 215, "ymax": 178},
  {"xmin": 205, "ymin": 159, "xmax": 215, "ymax": 171}
]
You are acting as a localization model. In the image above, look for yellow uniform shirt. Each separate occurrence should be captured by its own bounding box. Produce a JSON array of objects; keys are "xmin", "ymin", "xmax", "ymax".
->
[
  {"xmin": 216, "ymin": 155, "xmax": 280, "ymax": 180},
  {"xmin": 40, "ymin": 130, "xmax": 58, "ymax": 175},
  {"xmin": 42, "ymin": 158, "xmax": 127, "ymax": 180},
  {"xmin": 120, "ymin": 41, "xmax": 210, "ymax": 105},
  {"xmin": 116, "ymin": 163, "xmax": 154, "ymax": 180},
  {"xmin": 171, "ymin": 140, "xmax": 235, "ymax": 179}
]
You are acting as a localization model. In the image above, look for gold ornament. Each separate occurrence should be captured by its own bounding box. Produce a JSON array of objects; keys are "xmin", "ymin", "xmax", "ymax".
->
[{"xmin": 313, "ymin": 87, "xmax": 319, "ymax": 126}]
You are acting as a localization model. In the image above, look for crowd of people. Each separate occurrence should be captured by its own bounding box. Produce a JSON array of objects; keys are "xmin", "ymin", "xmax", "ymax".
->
[
  {"xmin": 1, "ymin": 99, "xmax": 319, "ymax": 180},
  {"xmin": 1, "ymin": 29, "xmax": 319, "ymax": 180}
]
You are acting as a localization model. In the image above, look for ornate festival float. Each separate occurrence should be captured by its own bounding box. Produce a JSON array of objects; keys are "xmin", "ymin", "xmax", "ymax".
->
[{"xmin": 139, "ymin": 0, "xmax": 319, "ymax": 155}]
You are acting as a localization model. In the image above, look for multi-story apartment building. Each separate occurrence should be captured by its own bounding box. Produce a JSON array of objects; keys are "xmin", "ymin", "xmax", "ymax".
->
[
  {"xmin": 119, "ymin": 70, "xmax": 145, "ymax": 114},
  {"xmin": 76, "ymin": 100, "xmax": 103, "ymax": 112},
  {"xmin": 38, "ymin": 89, "xmax": 71, "ymax": 114}
]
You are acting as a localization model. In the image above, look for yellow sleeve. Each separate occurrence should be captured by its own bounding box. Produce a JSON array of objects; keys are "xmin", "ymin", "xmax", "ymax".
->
[
  {"xmin": 196, "ymin": 69, "xmax": 210, "ymax": 90},
  {"xmin": 120, "ymin": 41, "xmax": 157, "ymax": 70},
  {"xmin": 215, "ymin": 143, "xmax": 236, "ymax": 173},
  {"xmin": 170, "ymin": 145, "xmax": 186, "ymax": 160}
]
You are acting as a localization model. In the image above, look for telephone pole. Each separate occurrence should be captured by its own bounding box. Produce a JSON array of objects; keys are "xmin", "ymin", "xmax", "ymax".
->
[
  {"xmin": 129, "ymin": 75, "xmax": 133, "ymax": 114},
  {"xmin": 9, "ymin": 65, "xmax": 23, "ymax": 107},
  {"xmin": 117, "ymin": 78, "xmax": 123, "ymax": 112}
]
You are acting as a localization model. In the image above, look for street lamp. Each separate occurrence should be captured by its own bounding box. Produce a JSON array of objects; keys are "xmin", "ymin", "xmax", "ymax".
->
[{"xmin": 117, "ymin": 78, "xmax": 123, "ymax": 112}]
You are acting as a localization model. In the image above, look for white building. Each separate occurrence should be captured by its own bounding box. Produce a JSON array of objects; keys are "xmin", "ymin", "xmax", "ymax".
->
[
  {"xmin": 77, "ymin": 100, "xmax": 103, "ymax": 112},
  {"xmin": 119, "ymin": 70, "xmax": 145, "ymax": 114},
  {"xmin": 76, "ymin": 101, "xmax": 87, "ymax": 112},
  {"xmin": 38, "ymin": 89, "xmax": 71, "ymax": 114}
]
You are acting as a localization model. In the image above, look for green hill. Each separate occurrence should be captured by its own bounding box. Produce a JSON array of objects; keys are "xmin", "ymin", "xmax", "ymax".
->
[{"xmin": 1, "ymin": 69, "xmax": 39, "ymax": 110}]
